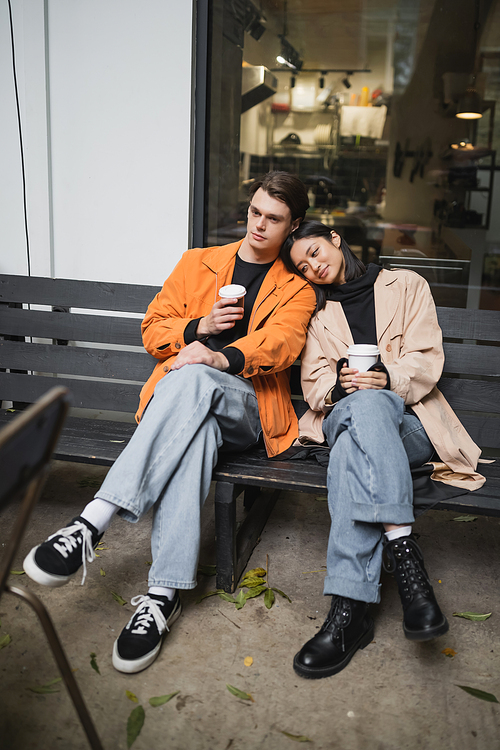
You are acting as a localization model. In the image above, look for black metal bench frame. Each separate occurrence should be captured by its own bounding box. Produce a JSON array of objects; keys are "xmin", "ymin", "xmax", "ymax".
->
[{"xmin": 1, "ymin": 273, "xmax": 499, "ymax": 593}]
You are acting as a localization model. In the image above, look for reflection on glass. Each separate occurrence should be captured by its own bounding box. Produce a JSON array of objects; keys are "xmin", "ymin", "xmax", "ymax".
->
[{"xmin": 205, "ymin": 0, "xmax": 500, "ymax": 313}]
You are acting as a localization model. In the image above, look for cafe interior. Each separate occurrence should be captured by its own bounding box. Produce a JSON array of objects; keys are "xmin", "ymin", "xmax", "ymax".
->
[{"xmin": 203, "ymin": 0, "xmax": 500, "ymax": 312}]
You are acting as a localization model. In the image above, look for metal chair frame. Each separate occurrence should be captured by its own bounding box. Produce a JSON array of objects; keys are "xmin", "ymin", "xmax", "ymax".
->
[{"xmin": 0, "ymin": 387, "xmax": 103, "ymax": 750}]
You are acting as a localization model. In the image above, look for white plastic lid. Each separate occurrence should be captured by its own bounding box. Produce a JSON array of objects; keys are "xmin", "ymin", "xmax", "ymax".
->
[
  {"xmin": 219, "ymin": 284, "xmax": 247, "ymax": 298},
  {"xmin": 346, "ymin": 344, "xmax": 380, "ymax": 356}
]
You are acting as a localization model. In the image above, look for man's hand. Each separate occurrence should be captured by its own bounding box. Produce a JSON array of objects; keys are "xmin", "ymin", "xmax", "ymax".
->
[
  {"xmin": 339, "ymin": 364, "xmax": 388, "ymax": 393},
  {"xmin": 169, "ymin": 341, "xmax": 230, "ymax": 372},
  {"xmin": 197, "ymin": 298, "xmax": 244, "ymax": 338}
]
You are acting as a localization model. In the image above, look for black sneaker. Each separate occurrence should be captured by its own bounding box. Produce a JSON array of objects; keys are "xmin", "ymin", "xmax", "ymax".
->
[
  {"xmin": 112, "ymin": 593, "xmax": 182, "ymax": 674},
  {"xmin": 23, "ymin": 516, "xmax": 102, "ymax": 587}
]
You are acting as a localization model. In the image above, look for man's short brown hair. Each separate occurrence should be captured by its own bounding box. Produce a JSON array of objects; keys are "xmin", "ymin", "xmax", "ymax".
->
[{"xmin": 249, "ymin": 171, "xmax": 309, "ymax": 222}]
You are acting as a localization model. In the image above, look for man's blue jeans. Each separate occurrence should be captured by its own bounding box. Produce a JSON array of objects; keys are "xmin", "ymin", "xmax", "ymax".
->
[
  {"xmin": 95, "ymin": 365, "xmax": 261, "ymax": 590},
  {"xmin": 322, "ymin": 389, "xmax": 434, "ymax": 604}
]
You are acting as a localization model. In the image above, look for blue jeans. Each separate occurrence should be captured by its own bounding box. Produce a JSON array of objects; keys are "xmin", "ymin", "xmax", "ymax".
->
[
  {"xmin": 95, "ymin": 365, "xmax": 261, "ymax": 590},
  {"xmin": 322, "ymin": 389, "xmax": 434, "ymax": 604}
]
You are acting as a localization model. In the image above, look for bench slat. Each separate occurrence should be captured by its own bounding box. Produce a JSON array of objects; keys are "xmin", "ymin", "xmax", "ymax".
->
[
  {"xmin": 443, "ymin": 342, "xmax": 500, "ymax": 377},
  {"xmin": 0, "ymin": 274, "xmax": 159, "ymax": 312},
  {"xmin": 455, "ymin": 413, "xmax": 500, "ymax": 450},
  {"xmin": 438, "ymin": 307, "xmax": 500, "ymax": 341},
  {"xmin": 0, "ymin": 340, "xmax": 155, "ymax": 382},
  {"xmin": 1, "ymin": 307, "xmax": 144, "ymax": 346},
  {"xmin": 0, "ymin": 372, "xmax": 142, "ymax": 412},
  {"xmin": 438, "ymin": 378, "xmax": 500, "ymax": 414}
]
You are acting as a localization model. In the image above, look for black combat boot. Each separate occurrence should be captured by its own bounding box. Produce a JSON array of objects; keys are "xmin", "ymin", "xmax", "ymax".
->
[
  {"xmin": 293, "ymin": 595, "xmax": 374, "ymax": 679},
  {"xmin": 383, "ymin": 535, "xmax": 448, "ymax": 641}
]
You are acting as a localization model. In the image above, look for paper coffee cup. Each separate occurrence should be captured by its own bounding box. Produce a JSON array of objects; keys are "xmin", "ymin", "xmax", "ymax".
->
[
  {"xmin": 219, "ymin": 284, "xmax": 247, "ymax": 306},
  {"xmin": 347, "ymin": 344, "xmax": 380, "ymax": 372}
]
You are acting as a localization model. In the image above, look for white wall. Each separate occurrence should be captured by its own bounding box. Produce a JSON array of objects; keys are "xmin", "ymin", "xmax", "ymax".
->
[{"xmin": 0, "ymin": 0, "xmax": 194, "ymax": 285}]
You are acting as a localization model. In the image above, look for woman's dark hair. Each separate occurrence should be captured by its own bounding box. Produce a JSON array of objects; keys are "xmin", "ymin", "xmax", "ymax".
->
[
  {"xmin": 249, "ymin": 171, "xmax": 309, "ymax": 221},
  {"xmin": 281, "ymin": 220, "xmax": 366, "ymax": 311}
]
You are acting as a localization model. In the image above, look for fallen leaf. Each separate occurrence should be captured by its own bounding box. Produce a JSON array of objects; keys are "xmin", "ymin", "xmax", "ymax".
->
[
  {"xmin": 127, "ymin": 705, "xmax": 145, "ymax": 748},
  {"xmin": 111, "ymin": 591, "xmax": 127, "ymax": 606},
  {"xmin": 242, "ymin": 567, "xmax": 266, "ymax": 579},
  {"xmin": 244, "ymin": 657, "xmax": 253, "ymax": 667},
  {"xmin": 6, "ymin": 408, "xmax": 16, "ymax": 412},
  {"xmin": 264, "ymin": 588, "xmax": 275, "ymax": 609},
  {"xmin": 226, "ymin": 684, "xmax": 254, "ymax": 702},
  {"xmin": 456, "ymin": 685, "xmax": 499, "ymax": 703},
  {"xmin": 218, "ymin": 592, "xmax": 236, "ymax": 603},
  {"xmin": 109, "ymin": 440, "xmax": 125, "ymax": 443},
  {"xmin": 145, "ymin": 561, "xmax": 152, "ymax": 566},
  {"xmin": 197, "ymin": 564, "xmax": 217, "ymax": 576},
  {"xmin": 452, "ymin": 515, "xmax": 478, "ymax": 522},
  {"xmin": 281, "ymin": 731, "xmax": 311, "ymax": 742},
  {"xmin": 149, "ymin": 691, "xmax": 179, "ymax": 707},
  {"xmin": 442, "ymin": 647, "xmax": 457, "ymax": 658},
  {"xmin": 0, "ymin": 634, "xmax": 11, "ymax": 649},
  {"xmin": 126, "ymin": 690, "xmax": 139, "ymax": 703},
  {"xmin": 195, "ymin": 590, "xmax": 220, "ymax": 604},
  {"xmin": 453, "ymin": 611, "xmax": 492, "ymax": 621},
  {"xmin": 90, "ymin": 652, "xmax": 100, "ymax": 675},
  {"xmin": 234, "ymin": 589, "xmax": 247, "ymax": 610},
  {"xmin": 28, "ymin": 677, "xmax": 62, "ymax": 694},
  {"xmin": 77, "ymin": 477, "xmax": 101, "ymax": 488},
  {"xmin": 301, "ymin": 570, "xmax": 324, "ymax": 574},
  {"xmin": 315, "ymin": 496, "xmax": 327, "ymax": 502},
  {"xmin": 243, "ymin": 585, "xmax": 267, "ymax": 600},
  {"xmin": 100, "ymin": 568, "xmax": 106, "ymax": 577},
  {"xmin": 272, "ymin": 587, "xmax": 292, "ymax": 603},
  {"xmin": 10, "ymin": 570, "xmax": 25, "ymax": 575},
  {"xmin": 239, "ymin": 576, "xmax": 266, "ymax": 588}
]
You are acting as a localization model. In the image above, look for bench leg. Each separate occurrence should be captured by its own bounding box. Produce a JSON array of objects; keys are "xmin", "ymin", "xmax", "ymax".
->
[
  {"xmin": 215, "ymin": 481, "xmax": 281, "ymax": 593},
  {"xmin": 215, "ymin": 481, "xmax": 238, "ymax": 593}
]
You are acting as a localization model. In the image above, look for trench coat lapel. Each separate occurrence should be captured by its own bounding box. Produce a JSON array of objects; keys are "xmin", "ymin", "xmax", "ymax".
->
[
  {"xmin": 374, "ymin": 271, "xmax": 400, "ymax": 343},
  {"xmin": 316, "ymin": 301, "xmax": 353, "ymax": 348}
]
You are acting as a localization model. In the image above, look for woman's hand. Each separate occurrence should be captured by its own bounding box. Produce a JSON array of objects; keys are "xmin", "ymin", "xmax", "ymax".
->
[
  {"xmin": 197, "ymin": 299, "xmax": 244, "ymax": 338},
  {"xmin": 339, "ymin": 364, "xmax": 388, "ymax": 393}
]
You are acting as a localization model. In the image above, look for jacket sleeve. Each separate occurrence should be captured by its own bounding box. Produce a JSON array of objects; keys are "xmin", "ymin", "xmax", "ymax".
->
[
  {"xmin": 141, "ymin": 252, "xmax": 203, "ymax": 360},
  {"xmin": 385, "ymin": 272, "xmax": 444, "ymax": 404},
  {"xmin": 300, "ymin": 319, "xmax": 339, "ymax": 412},
  {"xmin": 230, "ymin": 283, "xmax": 316, "ymax": 377}
]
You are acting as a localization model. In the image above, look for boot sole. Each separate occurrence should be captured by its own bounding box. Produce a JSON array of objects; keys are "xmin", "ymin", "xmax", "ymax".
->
[
  {"xmin": 404, "ymin": 616, "xmax": 449, "ymax": 642},
  {"xmin": 293, "ymin": 618, "xmax": 375, "ymax": 679},
  {"xmin": 23, "ymin": 547, "xmax": 75, "ymax": 588},
  {"xmin": 112, "ymin": 600, "xmax": 183, "ymax": 674}
]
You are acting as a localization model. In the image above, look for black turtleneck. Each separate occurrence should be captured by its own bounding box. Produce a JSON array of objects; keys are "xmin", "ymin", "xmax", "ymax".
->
[
  {"xmin": 325, "ymin": 263, "xmax": 381, "ymax": 344},
  {"xmin": 324, "ymin": 264, "xmax": 390, "ymax": 406}
]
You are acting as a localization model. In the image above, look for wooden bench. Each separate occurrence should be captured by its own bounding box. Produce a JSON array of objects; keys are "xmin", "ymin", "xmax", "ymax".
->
[{"xmin": 1, "ymin": 273, "xmax": 499, "ymax": 593}]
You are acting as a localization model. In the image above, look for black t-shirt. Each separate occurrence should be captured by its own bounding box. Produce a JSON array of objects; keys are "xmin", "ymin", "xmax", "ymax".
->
[{"xmin": 184, "ymin": 253, "xmax": 274, "ymax": 373}]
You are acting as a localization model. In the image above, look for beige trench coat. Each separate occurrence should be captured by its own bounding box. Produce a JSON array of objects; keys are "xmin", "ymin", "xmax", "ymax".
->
[{"xmin": 299, "ymin": 268, "xmax": 485, "ymax": 491}]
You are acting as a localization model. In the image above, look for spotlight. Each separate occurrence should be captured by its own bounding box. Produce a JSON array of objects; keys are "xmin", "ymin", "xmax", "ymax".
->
[
  {"xmin": 342, "ymin": 76, "xmax": 351, "ymax": 89},
  {"xmin": 276, "ymin": 35, "xmax": 303, "ymax": 71}
]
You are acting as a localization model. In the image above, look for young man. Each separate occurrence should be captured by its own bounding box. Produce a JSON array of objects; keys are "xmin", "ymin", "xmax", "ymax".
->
[{"xmin": 24, "ymin": 171, "xmax": 316, "ymax": 674}]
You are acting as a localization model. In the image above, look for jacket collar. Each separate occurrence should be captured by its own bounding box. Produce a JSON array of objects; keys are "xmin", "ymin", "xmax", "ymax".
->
[{"xmin": 201, "ymin": 238, "xmax": 298, "ymax": 290}]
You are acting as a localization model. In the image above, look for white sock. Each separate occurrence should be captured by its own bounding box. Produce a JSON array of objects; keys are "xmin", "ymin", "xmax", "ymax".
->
[
  {"xmin": 148, "ymin": 586, "xmax": 176, "ymax": 601},
  {"xmin": 80, "ymin": 498, "xmax": 119, "ymax": 534},
  {"xmin": 384, "ymin": 525, "xmax": 412, "ymax": 542}
]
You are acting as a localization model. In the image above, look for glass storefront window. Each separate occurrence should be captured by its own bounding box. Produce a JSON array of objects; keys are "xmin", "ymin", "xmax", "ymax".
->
[{"xmin": 203, "ymin": 0, "xmax": 500, "ymax": 313}]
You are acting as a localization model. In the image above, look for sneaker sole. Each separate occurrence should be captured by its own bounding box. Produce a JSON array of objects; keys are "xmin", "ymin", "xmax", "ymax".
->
[
  {"xmin": 112, "ymin": 600, "xmax": 182, "ymax": 674},
  {"xmin": 23, "ymin": 547, "xmax": 75, "ymax": 588},
  {"xmin": 293, "ymin": 619, "xmax": 375, "ymax": 679},
  {"xmin": 404, "ymin": 616, "xmax": 449, "ymax": 642}
]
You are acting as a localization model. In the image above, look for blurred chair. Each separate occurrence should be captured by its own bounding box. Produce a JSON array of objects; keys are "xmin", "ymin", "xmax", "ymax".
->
[{"xmin": 0, "ymin": 387, "xmax": 103, "ymax": 750}]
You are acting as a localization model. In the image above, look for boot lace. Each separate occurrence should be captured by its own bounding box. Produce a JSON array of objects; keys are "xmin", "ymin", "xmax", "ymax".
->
[
  {"xmin": 383, "ymin": 538, "xmax": 430, "ymax": 603},
  {"xmin": 321, "ymin": 597, "xmax": 351, "ymax": 652},
  {"xmin": 126, "ymin": 596, "xmax": 168, "ymax": 636},
  {"xmin": 48, "ymin": 520, "xmax": 96, "ymax": 585}
]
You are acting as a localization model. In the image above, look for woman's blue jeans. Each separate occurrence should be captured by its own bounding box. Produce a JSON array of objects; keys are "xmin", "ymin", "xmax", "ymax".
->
[
  {"xmin": 322, "ymin": 389, "xmax": 434, "ymax": 604},
  {"xmin": 95, "ymin": 365, "xmax": 261, "ymax": 590}
]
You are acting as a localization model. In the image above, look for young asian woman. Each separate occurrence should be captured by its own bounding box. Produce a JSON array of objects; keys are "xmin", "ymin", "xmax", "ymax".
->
[{"xmin": 281, "ymin": 220, "xmax": 485, "ymax": 679}]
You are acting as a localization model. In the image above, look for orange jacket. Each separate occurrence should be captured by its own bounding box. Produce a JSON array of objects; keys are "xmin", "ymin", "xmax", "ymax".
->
[{"xmin": 137, "ymin": 240, "xmax": 316, "ymax": 457}]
